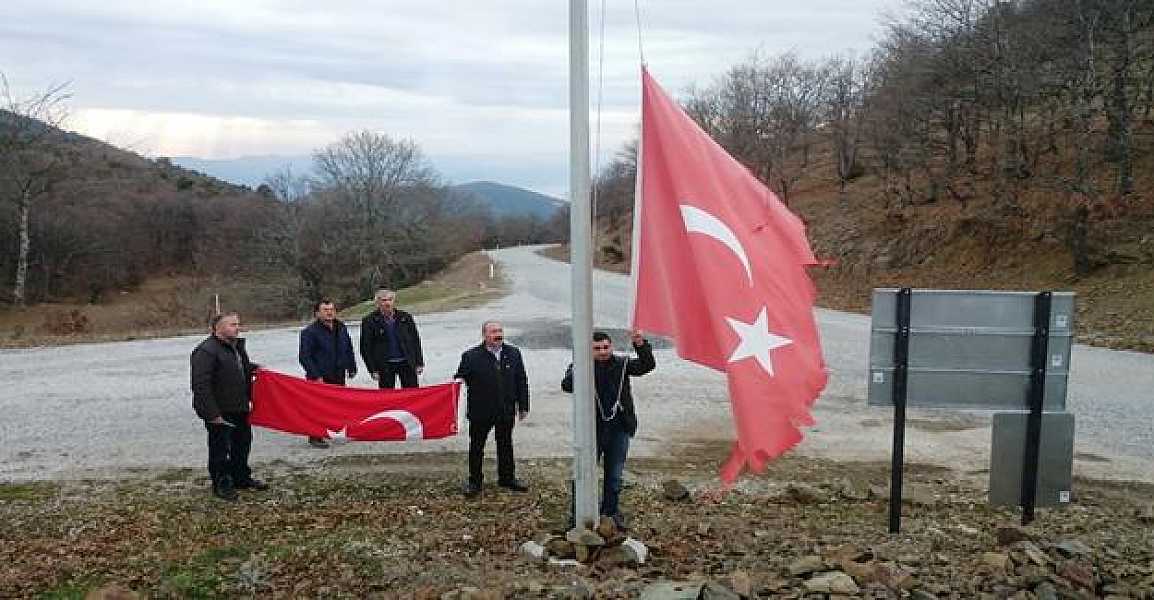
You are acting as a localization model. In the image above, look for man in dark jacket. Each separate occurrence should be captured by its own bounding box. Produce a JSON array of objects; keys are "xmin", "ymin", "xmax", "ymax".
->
[
  {"xmin": 454, "ymin": 320, "xmax": 530, "ymax": 498},
  {"xmin": 191, "ymin": 312, "xmax": 268, "ymax": 501},
  {"xmin": 299, "ymin": 298, "xmax": 357, "ymax": 448},
  {"xmin": 562, "ymin": 330, "xmax": 655, "ymax": 526},
  {"xmin": 360, "ymin": 289, "xmax": 424, "ymax": 389}
]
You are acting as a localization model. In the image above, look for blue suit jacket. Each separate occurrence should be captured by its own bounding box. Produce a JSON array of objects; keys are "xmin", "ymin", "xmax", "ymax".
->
[{"xmin": 299, "ymin": 319, "xmax": 357, "ymax": 380}]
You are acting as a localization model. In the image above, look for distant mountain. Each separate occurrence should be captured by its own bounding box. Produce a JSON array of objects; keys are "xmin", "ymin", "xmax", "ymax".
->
[
  {"xmin": 452, "ymin": 181, "xmax": 566, "ymax": 220},
  {"xmin": 171, "ymin": 155, "xmax": 310, "ymax": 188}
]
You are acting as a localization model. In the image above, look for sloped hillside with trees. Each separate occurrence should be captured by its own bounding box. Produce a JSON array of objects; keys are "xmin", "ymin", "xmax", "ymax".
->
[
  {"xmin": 0, "ymin": 87, "xmax": 564, "ymax": 341},
  {"xmin": 590, "ymin": 0, "xmax": 1154, "ymax": 351}
]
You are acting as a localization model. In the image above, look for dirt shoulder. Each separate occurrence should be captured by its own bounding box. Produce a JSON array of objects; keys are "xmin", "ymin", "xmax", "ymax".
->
[
  {"xmin": 0, "ymin": 252, "xmax": 506, "ymax": 349},
  {"xmin": 341, "ymin": 252, "xmax": 507, "ymax": 320},
  {"xmin": 2, "ymin": 444, "xmax": 1151, "ymax": 598}
]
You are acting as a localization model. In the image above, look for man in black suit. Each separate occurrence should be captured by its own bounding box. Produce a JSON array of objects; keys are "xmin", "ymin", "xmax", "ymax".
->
[
  {"xmin": 454, "ymin": 320, "xmax": 530, "ymax": 497},
  {"xmin": 190, "ymin": 313, "xmax": 269, "ymax": 501},
  {"xmin": 360, "ymin": 289, "xmax": 424, "ymax": 389}
]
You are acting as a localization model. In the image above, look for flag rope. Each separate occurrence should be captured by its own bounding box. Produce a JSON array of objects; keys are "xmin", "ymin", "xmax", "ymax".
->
[
  {"xmin": 592, "ymin": 0, "xmax": 607, "ymax": 250},
  {"xmin": 634, "ymin": 0, "xmax": 646, "ymax": 65}
]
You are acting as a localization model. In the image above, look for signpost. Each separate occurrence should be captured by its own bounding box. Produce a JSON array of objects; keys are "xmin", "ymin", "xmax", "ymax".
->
[
  {"xmin": 989, "ymin": 412, "xmax": 1075, "ymax": 508},
  {"xmin": 868, "ymin": 289, "xmax": 1075, "ymax": 531}
]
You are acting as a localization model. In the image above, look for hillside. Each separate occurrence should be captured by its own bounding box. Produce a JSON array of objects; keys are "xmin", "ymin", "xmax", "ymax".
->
[
  {"xmin": 586, "ymin": 117, "xmax": 1154, "ymax": 353},
  {"xmin": 579, "ymin": 0, "xmax": 1154, "ymax": 354},
  {"xmin": 451, "ymin": 180, "xmax": 566, "ymax": 220},
  {"xmin": 0, "ymin": 111, "xmax": 298, "ymax": 332},
  {"xmin": 1, "ymin": 115, "xmax": 533, "ymax": 343},
  {"xmin": 797, "ymin": 133, "xmax": 1154, "ymax": 352},
  {"xmin": 0, "ymin": 111, "xmax": 250, "ymax": 197}
]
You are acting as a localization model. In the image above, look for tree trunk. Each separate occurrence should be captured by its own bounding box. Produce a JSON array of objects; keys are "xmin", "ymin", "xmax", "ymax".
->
[
  {"xmin": 1107, "ymin": 8, "xmax": 1134, "ymax": 196},
  {"xmin": 1070, "ymin": 204, "xmax": 1091, "ymax": 276},
  {"xmin": 1141, "ymin": 62, "xmax": 1154, "ymax": 118},
  {"xmin": 14, "ymin": 188, "xmax": 31, "ymax": 306},
  {"xmin": 836, "ymin": 129, "xmax": 858, "ymax": 208}
]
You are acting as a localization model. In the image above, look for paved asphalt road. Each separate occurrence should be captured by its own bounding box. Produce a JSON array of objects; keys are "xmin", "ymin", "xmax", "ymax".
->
[{"xmin": 2, "ymin": 246, "xmax": 1150, "ymax": 483}]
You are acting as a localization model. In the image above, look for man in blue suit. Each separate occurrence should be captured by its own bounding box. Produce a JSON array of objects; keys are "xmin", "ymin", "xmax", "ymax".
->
[{"xmin": 298, "ymin": 298, "xmax": 357, "ymax": 448}]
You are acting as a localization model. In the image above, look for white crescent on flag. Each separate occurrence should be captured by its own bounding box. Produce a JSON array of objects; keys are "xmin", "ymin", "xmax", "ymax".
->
[
  {"xmin": 679, "ymin": 204, "xmax": 753, "ymax": 284},
  {"xmin": 359, "ymin": 410, "xmax": 424, "ymax": 440}
]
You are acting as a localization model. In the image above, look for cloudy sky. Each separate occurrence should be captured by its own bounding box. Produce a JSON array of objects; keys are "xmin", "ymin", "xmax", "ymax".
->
[{"xmin": 2, "ymin": 1, "xmax": 896, "ymax": 196}]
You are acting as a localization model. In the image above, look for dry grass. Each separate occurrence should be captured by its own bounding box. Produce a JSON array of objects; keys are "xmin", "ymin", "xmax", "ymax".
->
[
  {"xmin": 536, "ymin": 244, "xmax": 630, "ymax": 274},
  {"xmin": 0, "ymin": 252, "xmax": 507, "ymax": 348},
  {"xmin": 2, "ymin": 446, "xmax": 1152, "ymax": 598},
  {"xmin": 339, "ymin": 252, "xmax": 507, "ymax": 320}
]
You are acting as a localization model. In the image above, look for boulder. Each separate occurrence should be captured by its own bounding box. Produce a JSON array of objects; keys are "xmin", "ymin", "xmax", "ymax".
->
[
  {"xmin": 803, "ymin": 571, "xmax": 859, "ymax": 595},
  {"xmin": 788, "ymin": 555, "xmax": 826, "ymax": 576},
  {"xmin": 637, "ymin": 581, "xmax": 704, "ymax": 600},
  {"xmin": 519, "ymin": 540, "xmax": 547, "ymax": 562},
  {"xmin": 662, "ymin": 480, "xmax": 690, "ymax": 502}
]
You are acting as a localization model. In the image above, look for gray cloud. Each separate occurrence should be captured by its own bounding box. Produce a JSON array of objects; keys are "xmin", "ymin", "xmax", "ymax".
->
[{"xmin": 1, "ymin": 0, "xmax": 894, "ymax": 194}]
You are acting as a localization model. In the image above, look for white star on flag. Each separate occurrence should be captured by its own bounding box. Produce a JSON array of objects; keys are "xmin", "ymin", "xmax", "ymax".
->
[{"xmin": 726, "ymin": 307, "xmax": 793, "ymax": 377}]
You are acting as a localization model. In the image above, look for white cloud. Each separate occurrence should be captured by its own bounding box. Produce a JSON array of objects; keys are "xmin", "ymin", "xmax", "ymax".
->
[{"xmin": 1, "ymin": 0, "xmax": 894, "ymax": 194}]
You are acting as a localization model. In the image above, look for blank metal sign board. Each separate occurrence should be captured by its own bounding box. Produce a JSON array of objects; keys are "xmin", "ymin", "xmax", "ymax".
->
[
  {"xmin": 868, "ymin": 289, "xmax": 1074, "ymax": 410},
  {"xmin": 989, "ymin": 411, "xmax": 1075, "ymax": 507}
]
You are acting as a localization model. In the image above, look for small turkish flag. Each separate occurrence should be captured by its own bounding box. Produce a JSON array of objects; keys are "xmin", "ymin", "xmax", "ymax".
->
[
  {"xmin": 250, "ymin": 369, "xmax": 459, "ymax": 441},
  {"xmin": 632, "ymin": 67, "xmax": 828, "ymax": 482}
]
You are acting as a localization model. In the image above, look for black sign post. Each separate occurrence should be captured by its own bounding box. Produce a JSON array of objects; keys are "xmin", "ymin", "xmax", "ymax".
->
[
  {"xmin": 1021, "ymin": 291, "xmax": 1052, "ymax": 525},
  {"xmin": 870, "ymin": 288, "xmax": 1075, "ymax": 533},
  {"xmin": 888, "ymin": 287, "xmax": 912, "ymax": 533}
]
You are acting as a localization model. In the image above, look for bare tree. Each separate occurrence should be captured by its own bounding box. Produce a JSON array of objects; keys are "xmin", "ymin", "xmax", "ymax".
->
[
  {"xmin": 260, "ymin": 164, "xmax": 312, "ymax": 203},
  {"xmin": 760, "ymin": 54, "xmax": 831, "ymax": 205},
  {"xmin": 1099, "ymin": 0, "xmax": 1154, "ymax": 197},
  {"xmin": 312, "ymin": 131, "xmax": 437, "ymax": 226},
  {"xmin": 309, "ymin": 130, "xmax": 443, "ymax": 296},
  {"xmin": 825, "ymin": 55, "xmax": 869, "ymax": 206},
  {"xmin": 685, "ymin": 53, "xmax": 829, "ymax": 205},
  {"xmin": 0, "ymin": 75, "xmax": 70, "ymax": 305}
]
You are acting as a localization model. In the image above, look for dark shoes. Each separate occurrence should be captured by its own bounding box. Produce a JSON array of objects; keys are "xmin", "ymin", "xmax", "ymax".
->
[
  {"xmin": 212, "ymin": 477, "xmax": 238, "ymax": 502},
  {"xmin": 308, "ymin": 437, "xmax": 330, "ymax": 449},
  {"xmin": 498, "ymin": 479, "xmax": 529, "ymax": 492},
  {"xmin": 213, "ymin": 475, "xmax": 268, "ymax": 500},
  {"xmin": 234, "ymin": 478, "xmax": 269, "ymax": 491},
  {"xmin": 463, "ymin": 478, "xmax": 528, "ymax": 497}
]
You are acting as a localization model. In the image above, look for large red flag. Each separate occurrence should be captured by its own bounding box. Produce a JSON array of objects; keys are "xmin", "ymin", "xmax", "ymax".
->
[
  {"xmin": 250, "ymin": 370, "xmax": 459, "ymax": 442},
  {"xmin": 632, "ymin": 67, "xmax": 828, "ymax": 482}
]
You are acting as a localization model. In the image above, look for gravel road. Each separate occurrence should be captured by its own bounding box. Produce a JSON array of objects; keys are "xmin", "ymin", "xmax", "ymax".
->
[{"xmin": 2, "ymin": 245, "xmax": 1150, "ymax": 483}]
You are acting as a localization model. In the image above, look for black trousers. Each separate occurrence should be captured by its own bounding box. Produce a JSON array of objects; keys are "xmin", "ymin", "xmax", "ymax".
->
[
  {"xmin": 468, "ymin": 417, "xmax": 515, "ymax": 485},
  {"xmin": 378, "ymin": 361, "xmax": 418, "ymax": 389},
  {"xmin": 205, "ymin": 411, "xmax": 252, "ymax": 487}
]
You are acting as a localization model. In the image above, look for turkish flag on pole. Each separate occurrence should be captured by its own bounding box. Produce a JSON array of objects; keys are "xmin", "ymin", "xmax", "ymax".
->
[
  {"xmin": 250, "ymin": 370, "xmax": 459, "ymax": 442},
  {"xmin": 632, "ymin": 67, "xmax": 828, "ymax": 482}
]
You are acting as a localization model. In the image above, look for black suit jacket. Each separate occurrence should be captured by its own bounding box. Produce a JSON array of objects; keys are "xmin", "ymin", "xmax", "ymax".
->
[
  {"xmin": 191, "ymin": 336, "xmax": 256, "ymax": 421},
  {"xmin": 454, "ymin": 343, "xmax": 529, "ymax": 423},
  {"xmin": 360, "ymin": 309, "xmax": 424, "ymax": 372}
]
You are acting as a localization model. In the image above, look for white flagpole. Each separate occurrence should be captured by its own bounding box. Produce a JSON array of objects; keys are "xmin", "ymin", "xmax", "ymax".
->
[{"xmin": 569, "ymin": 0, "xmax": 599, "ymax": 529}]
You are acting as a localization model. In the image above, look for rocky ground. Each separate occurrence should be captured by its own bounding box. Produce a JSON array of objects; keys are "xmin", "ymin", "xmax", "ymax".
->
[{"xmin": 3, "ymin": 442, "xmax": 1152, "ymax": 599}]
